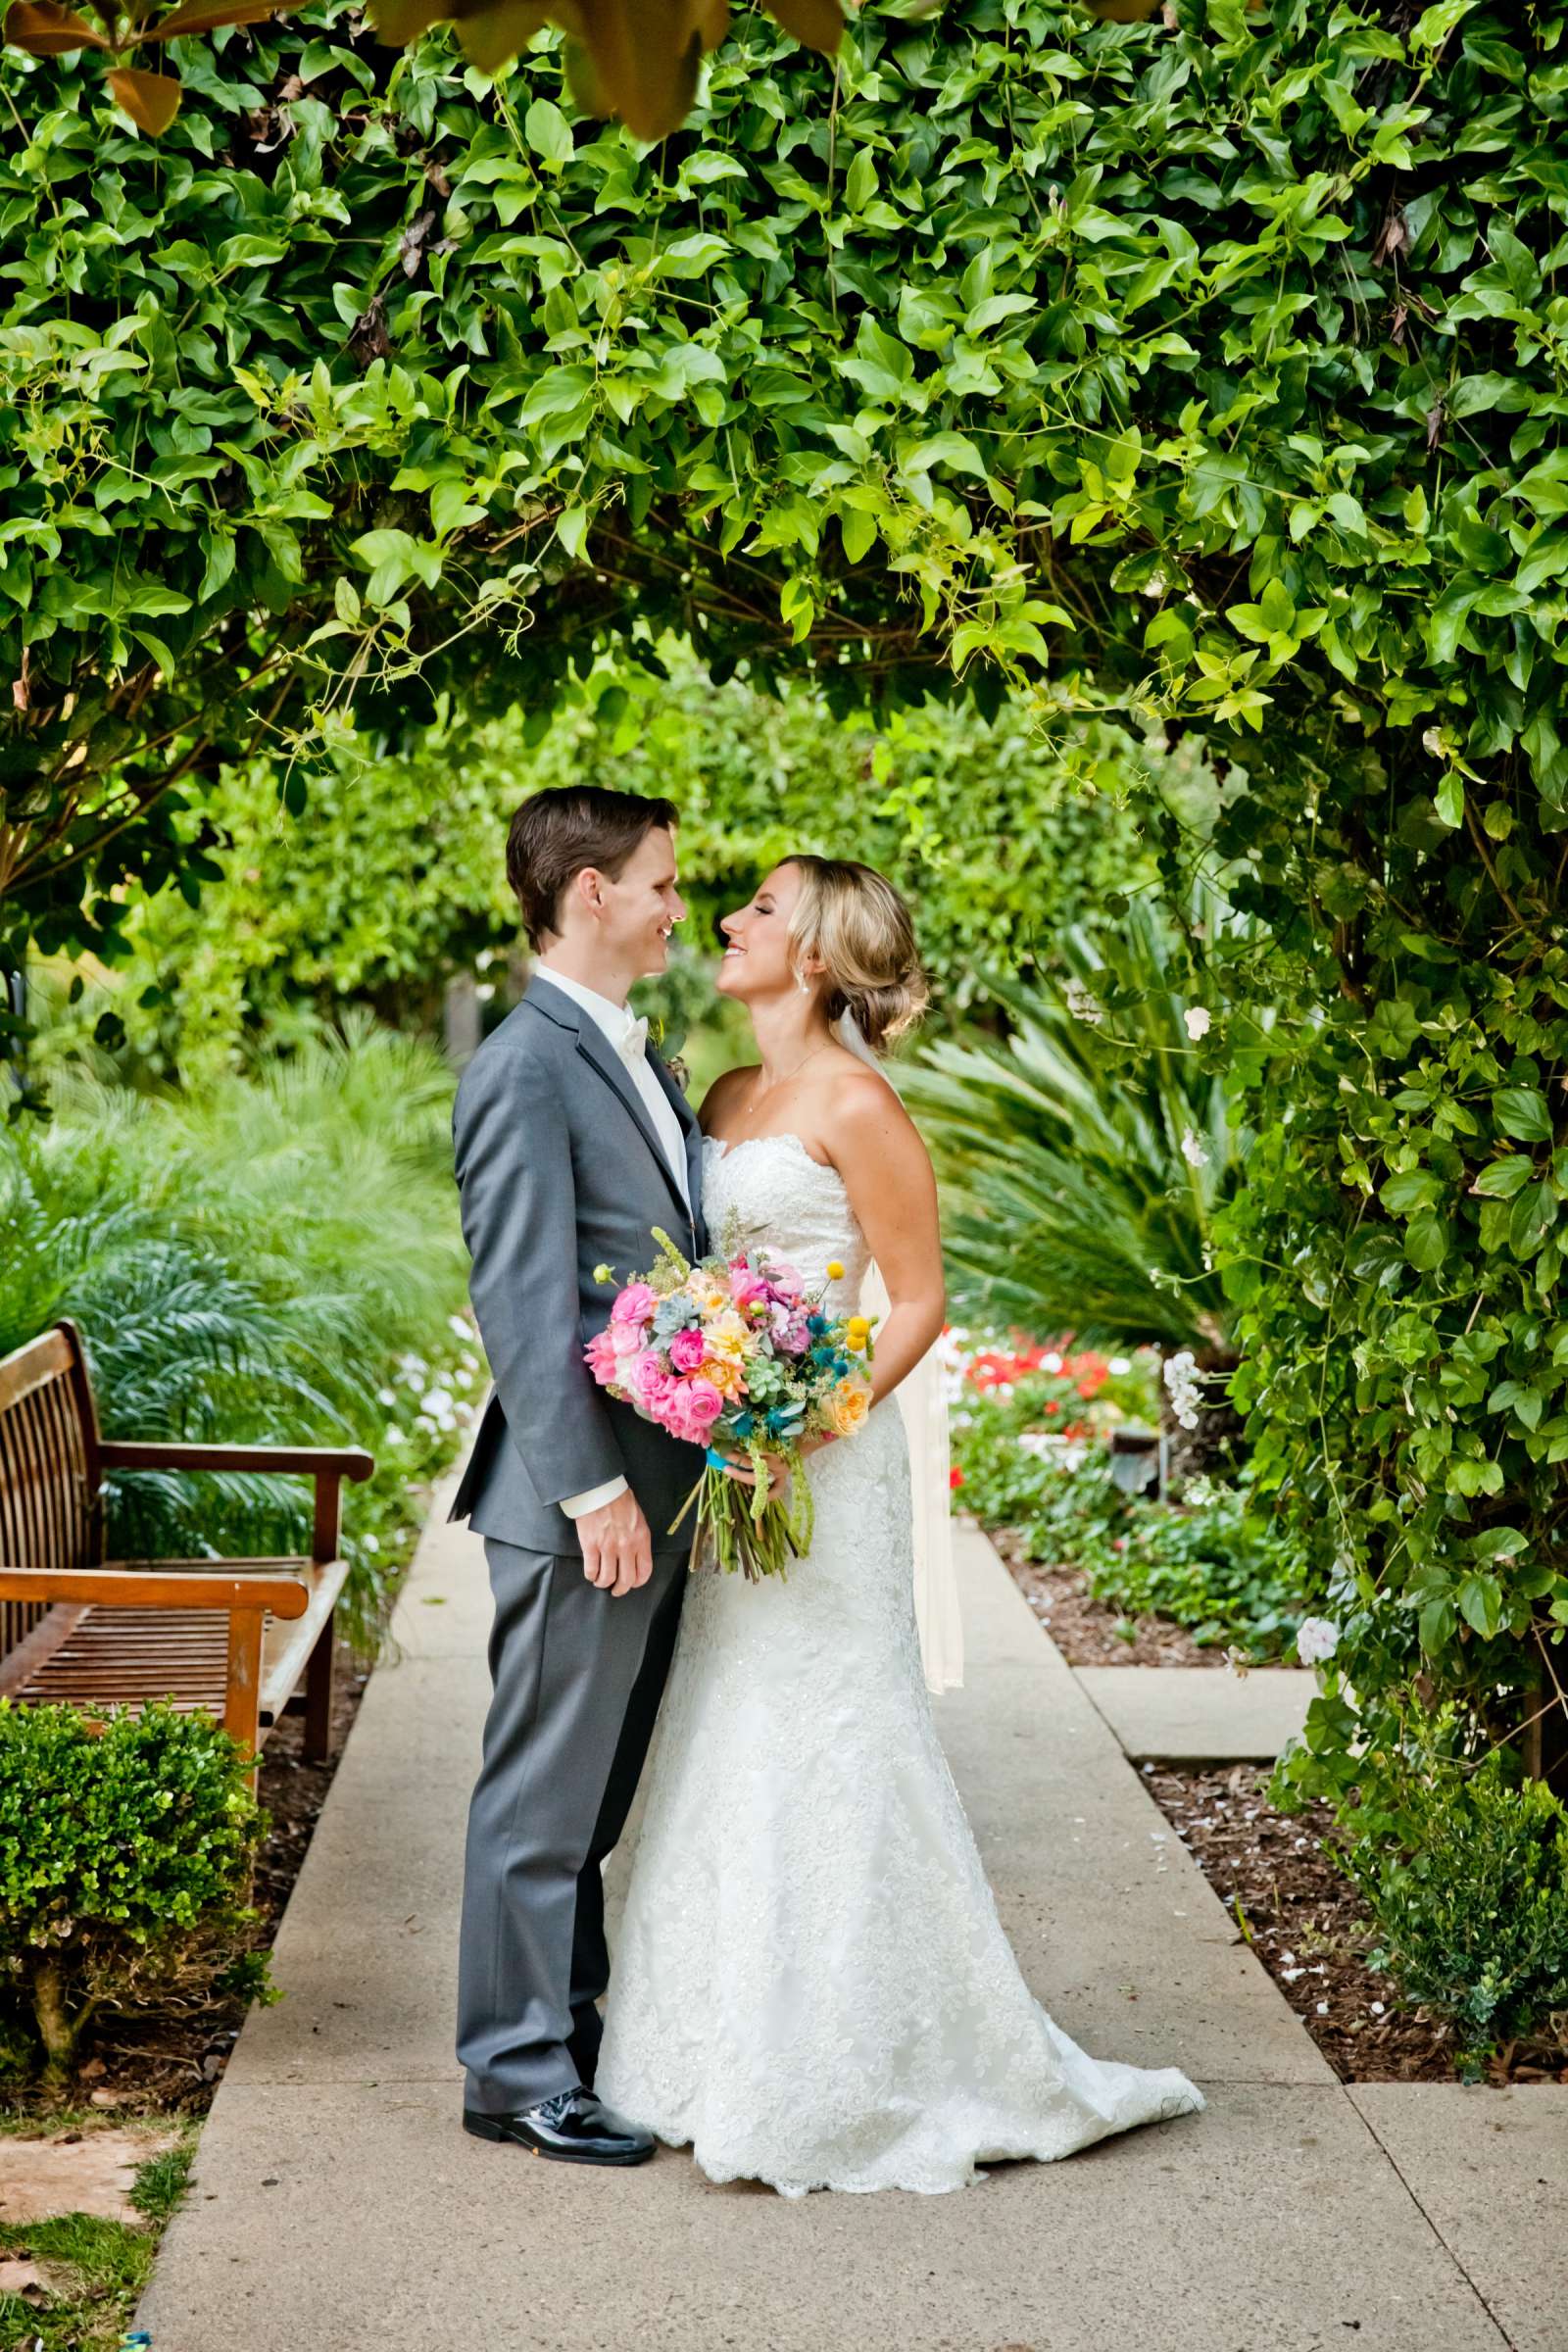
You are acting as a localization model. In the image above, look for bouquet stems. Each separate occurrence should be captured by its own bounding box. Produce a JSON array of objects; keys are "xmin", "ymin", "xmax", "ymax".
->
[{"xmin": 670, "ymin": 1444, "xmax": 815, "ymax": 1582}]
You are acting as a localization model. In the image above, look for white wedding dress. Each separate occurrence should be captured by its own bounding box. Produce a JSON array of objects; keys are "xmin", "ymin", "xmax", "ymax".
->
[{"xmin": 595, "ymin": 1133, "xmax": 1206, "ymax": 2196}]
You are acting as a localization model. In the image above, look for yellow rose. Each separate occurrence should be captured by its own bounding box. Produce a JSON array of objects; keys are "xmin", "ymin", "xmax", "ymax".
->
[
  {"xmin": 700, "ymin": 1356, "xmax": 747, "ymax": 1399},
  {"xmin": 826, "ymin": 1379, "xmax": 873, "ymax": 1438}
]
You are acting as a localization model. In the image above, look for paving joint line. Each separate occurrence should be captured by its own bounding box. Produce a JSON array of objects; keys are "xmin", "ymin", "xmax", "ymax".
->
[{"xmin": 1342, "ymin": 2087, "xmax": 1518, "ymax": 2350}]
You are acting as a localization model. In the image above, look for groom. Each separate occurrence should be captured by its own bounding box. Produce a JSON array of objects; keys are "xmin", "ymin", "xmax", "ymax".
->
[{"xmin": 449, "ymin": 785, "xmax": 708, "ymax": 2166}]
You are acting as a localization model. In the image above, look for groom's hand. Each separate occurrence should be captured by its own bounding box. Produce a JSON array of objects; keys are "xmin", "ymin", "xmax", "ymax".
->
[{"xmin": 576, "ymin": 1488, "xmax": 654, "ymax": 1597}]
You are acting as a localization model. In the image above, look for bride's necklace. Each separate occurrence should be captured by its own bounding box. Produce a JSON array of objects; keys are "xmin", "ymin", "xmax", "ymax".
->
[{"xmin": 747, "ymin": 1038, "xmax": 833, "ymax": 1115}]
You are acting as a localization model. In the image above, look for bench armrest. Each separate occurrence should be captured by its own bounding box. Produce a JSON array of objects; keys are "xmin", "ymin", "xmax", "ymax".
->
[
  {"xmin": 99, "ymin": 1442, "xmax": 373, "ymax": 1481},
  {"xmin": 0, "ymin": 1566, "xmax": 310, "ymax": 1617},
  {"xmin": 98, "ymin": 1442, "xmax": 374, "ymax": 1564}
]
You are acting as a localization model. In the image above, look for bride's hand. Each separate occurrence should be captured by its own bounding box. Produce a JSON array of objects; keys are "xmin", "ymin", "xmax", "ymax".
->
[{"xmin": 718, "ymin": 1448, "xmax": 790, "ymax": 1502}]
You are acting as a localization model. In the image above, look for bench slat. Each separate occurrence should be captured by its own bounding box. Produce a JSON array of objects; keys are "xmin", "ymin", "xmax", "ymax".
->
[
  {"xmin": 257, "ymin": 1561, "xmax": 348, "ymax": 1725},
  {"xmin": 0, "ymin": 1601, "xmax": 87, "ymax": 1698},
  {"xmin": 3, "ymin": 1556, "xmax": 352, "ymax": 1744},
  {"xmin": 0, "ymin": 1328, "xmax": 74, "ymax": 1416}
]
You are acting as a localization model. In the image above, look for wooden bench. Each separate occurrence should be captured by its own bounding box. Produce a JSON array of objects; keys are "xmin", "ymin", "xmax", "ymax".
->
[{"xmin": 0, "ymin": 1321, "xmax": 373, "ymax": 1785}]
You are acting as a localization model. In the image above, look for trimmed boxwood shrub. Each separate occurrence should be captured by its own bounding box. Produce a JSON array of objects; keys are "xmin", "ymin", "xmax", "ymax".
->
[
  {"xmin": 1336, "ymin": 1722, "xmax": 1568, "ymax": 2074},
  {"xmin": 0, "ymin": 1698, "xmax": 275, "ymax": 2090}
]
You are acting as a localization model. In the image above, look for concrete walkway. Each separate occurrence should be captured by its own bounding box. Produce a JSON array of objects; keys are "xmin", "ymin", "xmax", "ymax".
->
[
  {"xmin": 1071, "ymin": 1662, "xmax": 1317, "ymax": 1762},
  {"xmin": 136, "ymin": 1492, "xmax": 1565, "ymax": 2352}
]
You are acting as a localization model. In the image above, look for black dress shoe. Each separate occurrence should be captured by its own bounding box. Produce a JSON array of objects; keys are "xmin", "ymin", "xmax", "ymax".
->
[{"xmin": 463, "ymin": 2086, "xmax": 656, "ymax": 2167}]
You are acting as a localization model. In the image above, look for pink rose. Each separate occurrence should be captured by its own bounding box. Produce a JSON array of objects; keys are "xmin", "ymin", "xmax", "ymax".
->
[
  {"xmin": 629, "ymin": 1349, "xmax": 670, "ymax": 1405},
  {"xmin": 611, "ymin": 1282, "xmax": 658, "ymax": 1328},
  {"xmin": 683, "ymin": 1378, "xmax": 724, "ymax": 1434},
  {"xmin": 668, "ymin": 1326, "xmax": 707, "ymax": 1373},
  {"xmin": 610, "ymin": 1318, "xmax": 645, "ymax": 1359},
  {"xmin": 661, "ymin": 1390, "xmax": 701, "ymax": 1446},
  {"xmin": 584, "ymin": 1329, "xmax": 619, "ymax": 1386}
]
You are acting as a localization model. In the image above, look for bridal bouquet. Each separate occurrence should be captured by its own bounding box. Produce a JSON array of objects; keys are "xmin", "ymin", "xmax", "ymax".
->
[{"xmin": 585, "ymin": 1224, "xmax": 874, "ymax": 1581}]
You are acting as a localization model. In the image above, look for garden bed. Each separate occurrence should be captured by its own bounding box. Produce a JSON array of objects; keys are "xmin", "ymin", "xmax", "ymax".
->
[
  {"xmin": 992, "ymin": 1524, "xmax": 1278, "ymax": 1669},
  {"xmin": 1143, "ymin": 1762, "xmax": 1568, "ymax": 2087},
  {"xmin": 3, "ymin": 1630, "xmax": 372, "ymax": 2126}
]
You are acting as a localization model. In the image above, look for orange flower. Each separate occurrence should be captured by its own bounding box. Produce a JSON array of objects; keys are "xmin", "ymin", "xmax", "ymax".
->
[
  {"xmin": 699, "ymin": 1356, "xmax": 747, "ymax": 1400},
  {"xmin": 826, "ymin": 1378, "xmax": 873, "ymax": 1438}
]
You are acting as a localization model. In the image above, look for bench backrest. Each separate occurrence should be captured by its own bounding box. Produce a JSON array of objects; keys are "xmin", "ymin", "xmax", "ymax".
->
[{"xmin": 0, "ymin": 1321, "xmax": 103, "ymax": 1660}]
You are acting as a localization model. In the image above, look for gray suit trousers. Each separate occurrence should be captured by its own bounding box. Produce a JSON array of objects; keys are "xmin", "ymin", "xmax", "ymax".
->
[{"xmin": 456, "ymin": 1537, "xmax": 688, "ymax": 2115}]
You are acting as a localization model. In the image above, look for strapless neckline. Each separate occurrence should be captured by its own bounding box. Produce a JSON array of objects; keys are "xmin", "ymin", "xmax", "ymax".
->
[
  {"xmin": 704, "ymin": 1132, "xmax": 842, "ymax": 1180},
  {"xmin": 700, "ymin": 1130, "xmax": 865, "ymax": 1305}
]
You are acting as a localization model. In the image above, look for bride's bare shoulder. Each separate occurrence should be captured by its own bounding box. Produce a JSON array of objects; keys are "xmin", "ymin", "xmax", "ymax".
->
[
  {"xmin": 698, "ymin": 1063, "xmax": 759, "ymax": 1135},
  {"xmin": 819, "ymin": 1058, "xmax": 921, "ymax": 1152}
]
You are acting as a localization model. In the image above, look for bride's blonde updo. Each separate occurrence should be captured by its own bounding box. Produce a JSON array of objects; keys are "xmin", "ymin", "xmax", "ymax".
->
[{"xmin": 782, "ymin": 856, "xmax": 929, "ymax": 1054}]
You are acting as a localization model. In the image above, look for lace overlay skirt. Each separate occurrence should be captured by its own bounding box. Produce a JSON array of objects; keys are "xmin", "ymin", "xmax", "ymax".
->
[{"xmin": 595, "ymin": 1402, "xmax": 1206, "ymax": 2196}]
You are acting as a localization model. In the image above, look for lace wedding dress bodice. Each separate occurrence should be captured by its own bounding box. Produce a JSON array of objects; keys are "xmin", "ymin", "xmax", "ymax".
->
[
  {"xmin": 595, "ymin": 1134, "xmax": 1205, "ymax": 2197},
  {"xmin": 700, "ymin": 1130, "xmax": 874, "ymax": 1303}
]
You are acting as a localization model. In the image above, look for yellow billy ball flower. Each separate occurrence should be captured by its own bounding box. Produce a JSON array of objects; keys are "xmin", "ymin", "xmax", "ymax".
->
[{"xmin": 826, "ymin": 1259, "xmax": 845, "ymax": 1280}]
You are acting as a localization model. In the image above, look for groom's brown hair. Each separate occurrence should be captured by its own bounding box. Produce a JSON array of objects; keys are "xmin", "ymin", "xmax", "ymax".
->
[{"xmin": 508, "ymin": 785, "xmax": 679, "ymax": 952}]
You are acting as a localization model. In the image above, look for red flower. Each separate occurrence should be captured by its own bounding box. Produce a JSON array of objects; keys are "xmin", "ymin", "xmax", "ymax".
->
[{"xmin": 949, "ymin": 1466, "xmax": 965, "ymax": 1490}]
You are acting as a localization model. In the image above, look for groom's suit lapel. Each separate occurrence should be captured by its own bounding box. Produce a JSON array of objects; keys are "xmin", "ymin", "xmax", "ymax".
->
[{"xmin": 524, "ymin": 974, "xmax": 697, "ymax": 1241}]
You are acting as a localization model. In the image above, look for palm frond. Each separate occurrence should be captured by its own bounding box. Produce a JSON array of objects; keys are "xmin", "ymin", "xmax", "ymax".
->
[
  {"xmin": 906, "ymin": 884, "xmax": 1252, "ymax": 1353},
  {"xmin": 1, "ymin": 1019, "xmax": 469, "ymax": 1571}
]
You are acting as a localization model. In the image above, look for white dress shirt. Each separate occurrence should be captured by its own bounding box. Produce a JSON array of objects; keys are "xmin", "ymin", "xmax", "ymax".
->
[{"xmin": 535, "ymin": 965, "xmax": 691, "ymax": 1522}]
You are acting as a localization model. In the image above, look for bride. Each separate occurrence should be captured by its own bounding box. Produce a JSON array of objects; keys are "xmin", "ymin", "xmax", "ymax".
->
[{"xmin": 595, "ymin": 855, "xmax": 1206, "ymax": 2196}]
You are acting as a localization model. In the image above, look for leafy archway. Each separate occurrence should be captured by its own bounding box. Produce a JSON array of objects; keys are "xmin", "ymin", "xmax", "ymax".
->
[{"xmin": 6, "ymin": 0, "xmax": 1568, "ymax": 1790}]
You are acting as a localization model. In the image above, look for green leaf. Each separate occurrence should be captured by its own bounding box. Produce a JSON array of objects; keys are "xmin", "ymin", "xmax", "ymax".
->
[
  {"xmin": 839, "ymin": 506, "xmax": 877, "ymax": 564},
  {"xmin": 1489, "ymin": 1379, "xmax": 1544, "ymax": 1429},
  {"xmin": 844, "ymin": 148, "xmax": 876, "ymax": 212},
  {"xmin": 1380, "ymin": 1169, "xmax": 1441, "ymax": 1215},
  {"xmin": 1472, "ymin": 1155, "xmax": 1534, "ymax": 1199},
  {"xmin": 1508, "ymin": 1181, "xmax": 1555, "ymax": 1258},
  {"xmin": 1470, "ymin": 1527, "xmax": 1528, "ymax": 1562},
  {"xmin": 1494, "ymin": 1088, "xmax": 1554, "ymax": 1143},
  {"xmin": 1405, "ymin": 1211, "xmax": 1448, "ymax": 1271},
  {"xmin": 524, "ymin": 98, "xmax": 574, "ymax": 167},
  {"xmin": 1455, "ymin": 1572, "xmax": 1503, "ymax": 1640},
  {"xmin": 899, "ymin": 433, "xmax": 988, "ymax": 481},
  {"xmin": 838, "ymin": 316, "xmax": 913, "ymax": 404}
]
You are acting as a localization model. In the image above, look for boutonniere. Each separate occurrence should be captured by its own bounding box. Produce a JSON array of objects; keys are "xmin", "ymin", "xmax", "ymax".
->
[{"xmin": 648, "ymin": 1013, "xmax": 691, "ymax": 1096}]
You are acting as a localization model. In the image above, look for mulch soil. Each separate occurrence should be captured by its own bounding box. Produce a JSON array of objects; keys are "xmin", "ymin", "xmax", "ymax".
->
[
  {"xmin": 1145, "ymin": 1762, "xmax": 1479, "ymax": 2084},
  {"xmin": 4, "ymin": 1633, "xmax": 373, "ymax": 2125}
]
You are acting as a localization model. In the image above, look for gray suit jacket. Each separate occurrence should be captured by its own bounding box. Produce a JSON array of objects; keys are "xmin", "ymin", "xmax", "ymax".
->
[{"xmin": 449, "ymin": 973, "xmax": 710, "ymax": 1554}]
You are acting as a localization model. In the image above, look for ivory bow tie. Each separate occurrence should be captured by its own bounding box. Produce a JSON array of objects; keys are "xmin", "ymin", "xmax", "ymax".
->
[{"xmin": 618, "ymin": 1016, "xmax": 650, "ymax": 1066}]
